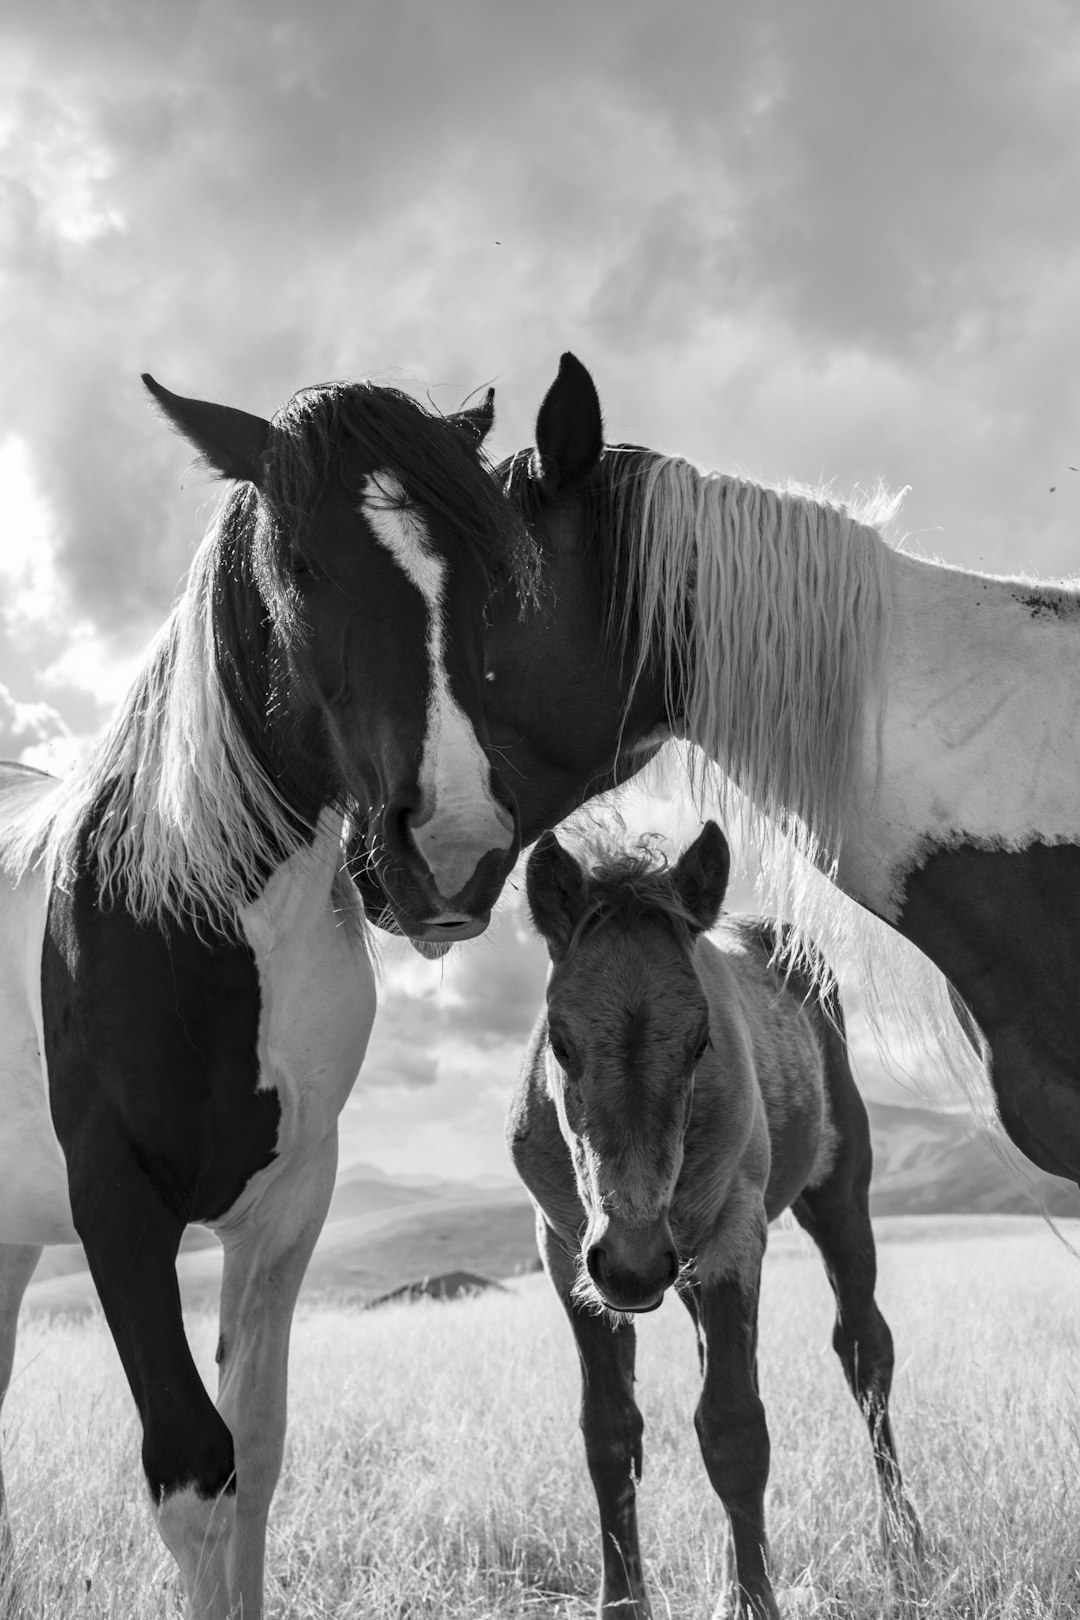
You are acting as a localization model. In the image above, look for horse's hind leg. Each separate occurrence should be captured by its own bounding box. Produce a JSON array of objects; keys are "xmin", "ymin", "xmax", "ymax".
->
[
  {"xmin": 0, "ymin": 1244, "xmax": 42, "ymax": 1617},
  {"xmin": 536, "ymin": 1216, "xmax": 652, "ymax": 1620},
  {"xmin": 793, "ymin": 1038, "xmax": 923, "ymax": 1575}
]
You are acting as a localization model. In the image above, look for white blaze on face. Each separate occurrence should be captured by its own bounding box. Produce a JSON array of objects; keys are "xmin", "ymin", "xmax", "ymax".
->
[{"xmin": 360, "ymin": 472, "xmax": 513, "ymax": 900}]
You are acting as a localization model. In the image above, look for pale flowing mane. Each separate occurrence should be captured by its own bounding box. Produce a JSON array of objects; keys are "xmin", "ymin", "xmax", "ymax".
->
[
  {"xmin": 592, "ymin": 455, "xmax": 1008, "ymax": 1140},
  {"xmin": 599, "ymin": 452, "xmax": 899, "ymax": 874},
  {"xmin": 0, "ymin": 499, "xmax": 361, "ymax": 940}
]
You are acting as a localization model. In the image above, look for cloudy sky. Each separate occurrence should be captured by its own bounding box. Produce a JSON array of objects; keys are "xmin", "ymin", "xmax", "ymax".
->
[{"xmin": 2, "ymin": 1, "xmax": 1079, "ymax": 1176}]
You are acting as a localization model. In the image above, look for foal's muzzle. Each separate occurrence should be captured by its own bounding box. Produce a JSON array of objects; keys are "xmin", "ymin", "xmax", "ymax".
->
[{"xmin": 585, "ymin": 1218, "xmax": 680, "ymax": 1314}]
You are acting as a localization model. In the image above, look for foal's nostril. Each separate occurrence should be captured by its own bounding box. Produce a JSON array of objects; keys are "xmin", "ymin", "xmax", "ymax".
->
[{"xmin": 585, "ymin": 1245, "xmax": 607, "ymax": 1288}]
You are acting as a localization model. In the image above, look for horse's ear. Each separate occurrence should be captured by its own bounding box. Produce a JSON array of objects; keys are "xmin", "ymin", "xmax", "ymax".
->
[
  {"xmin": 672, "ymin": 821, "xmax": 730, "ymax": 932},
  {"xmin": 526, "ymin": 831, "xmax": 588, "ymax": 958},
  {"xmin": 535, "ymin": 352, "xmax": 603, "ymax": 498},
  {"xmin": 142, "ymin": 374, "xmax": 270, "ymax": 486},
  {"xmin": 449, "ymin": 386, "xmax": 495, "ymax": 449}
]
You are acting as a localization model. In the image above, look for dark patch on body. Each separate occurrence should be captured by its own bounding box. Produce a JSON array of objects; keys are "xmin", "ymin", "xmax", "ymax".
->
[
  {"xmin": 1010, "ymin": 587, "xmax": 1080, "ymax": 623},
  {"xmin": 898, "ymin": 837, "xmax": 1080, "ymax": 1183},
  {"xmin": 42, "ymin": 820, "xmax": 281, "ymax": 1231}
]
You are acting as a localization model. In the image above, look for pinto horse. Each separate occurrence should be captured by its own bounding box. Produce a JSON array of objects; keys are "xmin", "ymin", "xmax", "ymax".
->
[
  {"xmin": 0, "ymin": 373, "xmax": 531, "ymax": 1618},
  {"xmin": 485, "ymin": 352, "xmax": 1080, "ymax": 1187},
  {"xmin": 509, "ymin": 821, "xmax": 922, "ymax": 1620}
]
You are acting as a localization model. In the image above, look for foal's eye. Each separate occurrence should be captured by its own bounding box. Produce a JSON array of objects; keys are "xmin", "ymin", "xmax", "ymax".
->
[{"xmin": 693, "ymin": 1033, "xmax": 711, "ymax": 1064}]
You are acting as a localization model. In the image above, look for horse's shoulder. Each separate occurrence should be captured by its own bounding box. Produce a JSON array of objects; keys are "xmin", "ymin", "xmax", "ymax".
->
[{"xmin": 42, "ymin": 870, "xmax": 281, "ymax": 1224}]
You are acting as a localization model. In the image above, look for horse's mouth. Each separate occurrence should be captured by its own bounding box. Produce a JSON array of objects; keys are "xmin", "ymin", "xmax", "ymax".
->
[{"xmin": 409, "ymin": 913, "xmax": 491, "ymax": 944}]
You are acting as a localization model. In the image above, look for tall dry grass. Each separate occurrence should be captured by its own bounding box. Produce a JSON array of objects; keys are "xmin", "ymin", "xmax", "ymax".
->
[{"xmin": 3, "ymin": 1216, "xmax": 1080, "ymax": 1617}]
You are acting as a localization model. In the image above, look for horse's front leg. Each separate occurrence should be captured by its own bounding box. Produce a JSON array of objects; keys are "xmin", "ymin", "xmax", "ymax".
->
[
  {"xmin": 68, "ymin": 1126, "xmax": 237, "ymax": 1619},
  {"xmin": 695, "ymin": 1218, "xmax": 778, "ymax": 1620},
  {"xmin": 538, "ymin": 1219, "xmax": 652, "ymax": 1619},
  {"xmin": 214, "ymin": 1130, "xmax": 339, "ymax": 1618},
  {"xmin": 0, "ymin": 1243, "xmax": 41, "ymax": 1618}
]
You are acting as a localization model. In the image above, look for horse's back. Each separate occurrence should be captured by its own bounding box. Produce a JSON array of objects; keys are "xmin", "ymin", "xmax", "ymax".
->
[{"xmin": 697, "ymin": 917, "xmax": 840, "ymax": 1218}]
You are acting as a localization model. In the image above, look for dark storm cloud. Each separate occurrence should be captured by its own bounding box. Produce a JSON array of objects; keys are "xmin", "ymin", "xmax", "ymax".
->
[{"xmin": 2, "ymin": 0, "xmax": 1078, "ymax": 660}]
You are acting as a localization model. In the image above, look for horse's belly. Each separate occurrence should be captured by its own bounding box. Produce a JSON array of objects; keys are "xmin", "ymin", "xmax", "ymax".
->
[{"xmin": 0, "ymin": 867, "xmax": 77, "ymax": 1244}]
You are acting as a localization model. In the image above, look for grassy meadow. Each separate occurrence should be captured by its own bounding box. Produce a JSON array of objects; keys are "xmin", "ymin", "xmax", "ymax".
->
[{"xmin": 4, "ymin": 1215, "xmax": 1080, "ymax": 1618}]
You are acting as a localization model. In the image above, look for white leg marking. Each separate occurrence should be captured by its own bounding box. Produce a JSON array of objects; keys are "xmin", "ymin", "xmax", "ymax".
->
[
  {"xmin": 361, "ymin": 473, "xmax": 513, "ymax": 899},
  {"xmin": 213, "ymin": 1132, "xmax": 340, "ymax": 1620},
  {"xmin": 154, "ymin": 1483, "xmax": 236, "ymax": 1620}
]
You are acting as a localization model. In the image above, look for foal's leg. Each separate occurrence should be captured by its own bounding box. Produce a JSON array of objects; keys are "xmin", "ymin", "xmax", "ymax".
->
[
  {"xmin": 0, "ymin": 1244, "xmax": 40, "ymax": 1616},
  {"xmin": 215, "ymin": 1131, "xmax": 338, "ymax": 1620},
  {"xmin": 537, "ymin": 1219, "xmax": 652, "ymax": 1619},
  {"xmin": 693, "ymin": 1211, "xmax": 779, "ymax": 1620},
  {"xmin": 793, "ymin": 1095, "xmax": 923, "ymax": 1573}
]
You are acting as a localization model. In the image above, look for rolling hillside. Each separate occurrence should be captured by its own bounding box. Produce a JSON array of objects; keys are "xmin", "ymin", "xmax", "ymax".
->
[
  {"xmin": 22, "ymin": 1171, "xmax": 538, "ymax": 1318},
  {"xmin": 19, "ymin": 1101, "xmax": 1080, "ymax": 1318},
  {"xmin": 866, "ymin": 1100, "xmax": 1080, "ymax": 1218}
]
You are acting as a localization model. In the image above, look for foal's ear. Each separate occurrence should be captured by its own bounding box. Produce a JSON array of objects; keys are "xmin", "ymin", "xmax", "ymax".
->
[
  {"xmin": 535, "ymin": 352, "xmax": 604, "ymax": 498},
  {"xmin": 526, "ymin": 831, "xmax": 588, "ymax": 958},
  {"xmin": 449, "ymin": 386, "xmax": 495, "ymax": 449},
  {"xmin": 672, "ymin": 821, "xmax": 730, "ymax": 932},
  {"xmin": 142, "ymin": 374, "xmax": 271, "ymax": 487}
]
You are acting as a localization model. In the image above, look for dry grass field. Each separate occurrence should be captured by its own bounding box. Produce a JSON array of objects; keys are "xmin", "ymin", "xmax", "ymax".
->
[{"xmin": 4, "ymin": 1215, "xmax": 1080, "ymax": 1618}]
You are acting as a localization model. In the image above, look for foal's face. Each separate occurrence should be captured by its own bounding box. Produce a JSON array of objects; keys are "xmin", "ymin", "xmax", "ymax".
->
[
  {"xmin": 527, "ymin": 819, "xmax": 729, "ymax": 1313},
  {"xmin": 545, "ymin": 920, "xmax": 711, "ymax": 1313}
]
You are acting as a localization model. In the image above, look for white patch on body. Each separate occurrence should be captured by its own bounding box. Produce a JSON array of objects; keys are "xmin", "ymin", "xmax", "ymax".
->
[
  {"xmin": 0, "ymin": 778, "xmax": 79, "ymax": 1245},
  {"xmin": 841, "ymin": 553, "xmax": 1080, "ymax": 918},
  {"xmin": 361, "ymin": 473, "xmax": 513, "ymax": 901},
  {"xmin": 231, "ymin": 810, "xmax": 375, "ymax": 1219}
]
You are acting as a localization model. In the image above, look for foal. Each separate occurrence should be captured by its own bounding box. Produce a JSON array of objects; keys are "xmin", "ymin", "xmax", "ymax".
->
[{"xmin": 508, "ymin": 821, "xmax": 922, "ymax": 1619}]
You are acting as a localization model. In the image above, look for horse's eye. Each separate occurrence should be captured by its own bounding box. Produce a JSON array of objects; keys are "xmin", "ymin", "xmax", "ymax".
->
[
  {"xmin": 549, "ymin": 1034, "xmax": 572, "ymax": 1068},
  {"xmin": 693, "ymin": 1034, "xmax": 711, "ymax": 1064}
]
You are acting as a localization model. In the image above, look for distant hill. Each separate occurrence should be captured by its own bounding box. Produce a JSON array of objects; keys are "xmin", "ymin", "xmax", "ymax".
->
[
  {"xmin": 19, "ymin": 1102, "xmax": 1080, "ymax": 1318},
  {"xmin": 866, "ymin": 1100, "xmax": 1080, "ymax": 1218},
  {"xmin": 22, "ymin": 1181, "xmax": 537, "ymax": 1318}
]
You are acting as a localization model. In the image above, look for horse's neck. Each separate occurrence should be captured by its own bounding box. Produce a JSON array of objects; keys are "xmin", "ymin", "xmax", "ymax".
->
[{"xmin": 838, "ymin": 550, "xmax": 1080, "ymax": 918}]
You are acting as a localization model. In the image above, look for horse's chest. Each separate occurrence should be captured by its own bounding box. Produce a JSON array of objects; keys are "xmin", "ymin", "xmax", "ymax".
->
[{"xmin": 240, "ymin": 881, "xmax": 375, "ymax": 1162}]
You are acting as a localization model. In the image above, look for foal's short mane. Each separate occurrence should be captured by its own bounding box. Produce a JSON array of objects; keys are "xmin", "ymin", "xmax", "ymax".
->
[
  {"xmin": 2, "ymin": 380, "xmax": 535, "ymax": 939},
  {"xmin": 564, "ymin": 839, "xmax": 702, "ymax": 955}
]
